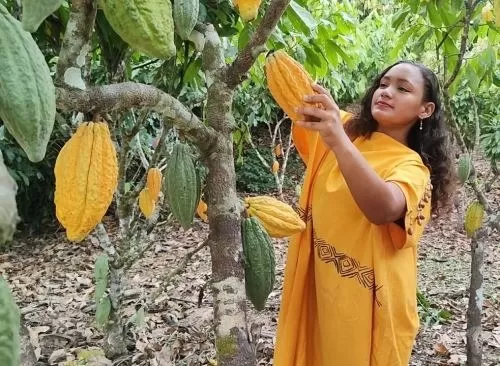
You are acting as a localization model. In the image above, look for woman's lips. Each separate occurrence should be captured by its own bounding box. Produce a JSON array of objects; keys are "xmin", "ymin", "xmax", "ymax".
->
[{"xmin": 375, "ymin": 101, "xmax": 393, "ymax": 109}]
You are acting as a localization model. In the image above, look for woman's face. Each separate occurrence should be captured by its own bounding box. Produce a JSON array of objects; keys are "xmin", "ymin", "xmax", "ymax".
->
[{"xmin": 371, "ymin": 63, "xmax": 435, "ymax": 129}]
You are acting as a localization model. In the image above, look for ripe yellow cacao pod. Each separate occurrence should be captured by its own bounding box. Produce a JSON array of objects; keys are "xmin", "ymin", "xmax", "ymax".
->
[
  {"xmin": 464, "ymin": 201, "xmax": 484, "ymax": 238},
  {"xmin": 139, "ymin": 188, "xmax": 155, "ymax": 218},
  {"xmin": 54, "ymin": 122, "xmax": 118, "ymax": 242},
  {"xmin": 233, "ymin": 0, "xmax": 262, "ymax": 22},
  {"xmin": 272, "ymin": 160, "xmax": 279, "ymax": 174},
  {"xmin": 245, "ymin": 196, "xmax": 305, "ymax": 238},
  {"xmin": 265, "ymin": 50, "xmax": 318, "ymax": 123},
  {"xmin": 274, "ymin": 144, "xmax": 282, "ymax": 157},
  {"xmin": 146, "ymin": 167, "xmax": 162, "ymax": 202},
  {"xmin": 196, "ymin": 199, "xmax": 208, "ymax": 222}
]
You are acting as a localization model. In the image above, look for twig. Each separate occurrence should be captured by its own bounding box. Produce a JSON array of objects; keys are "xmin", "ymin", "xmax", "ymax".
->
[
  {"xmin": 444, "ymin": 0, "xmax": 474, "ymax": 89},
  {"xmin": 148, "ymin": 240, "xmax": 209, "ymax": 305},
  {"xmin": 135, "ymin": 134, "xmax": 150, "ymax": 170},
  {"xmin": 225, "ymin": 0, "xmax": 292, "ymax": 88}
]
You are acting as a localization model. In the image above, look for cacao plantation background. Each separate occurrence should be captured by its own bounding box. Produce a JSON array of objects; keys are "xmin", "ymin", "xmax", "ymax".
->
[{"xmin": 0, "ymin": 0, "xmax": 499, "ymax": 365}]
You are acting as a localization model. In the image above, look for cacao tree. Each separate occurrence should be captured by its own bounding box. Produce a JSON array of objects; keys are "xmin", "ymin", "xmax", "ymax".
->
[{"xmin": 0, "ymin": 0, "xmax": 312, "ymax": 363}]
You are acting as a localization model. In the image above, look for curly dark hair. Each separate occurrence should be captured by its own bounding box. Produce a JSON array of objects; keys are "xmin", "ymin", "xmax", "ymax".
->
[{"xmin": 344, "ymin": 60, "xmax": 456, "ymax": 216}]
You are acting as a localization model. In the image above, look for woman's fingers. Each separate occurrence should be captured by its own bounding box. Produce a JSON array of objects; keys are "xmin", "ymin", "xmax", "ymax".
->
[
  {"xmin": 297, "ymin": 106, "xmax": 331, "ymax": 121},
  {"xmin": 310, "ymin": 84, "xmax": 339, "ymax": 109},
  {"xmin": 304, "ymin": 94, "xmax": 338, "ymax": 110}
]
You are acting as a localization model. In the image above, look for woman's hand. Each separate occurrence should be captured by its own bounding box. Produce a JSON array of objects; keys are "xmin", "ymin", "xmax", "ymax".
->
[{"xmin": 296, "ymin": 84, "xmax": 348, "ymax": 150}]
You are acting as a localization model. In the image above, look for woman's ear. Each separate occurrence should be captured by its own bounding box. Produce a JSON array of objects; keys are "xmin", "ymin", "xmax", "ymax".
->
[{"xmin": 419, "ymin": 102, "xmax": 435, "ymax": 119}]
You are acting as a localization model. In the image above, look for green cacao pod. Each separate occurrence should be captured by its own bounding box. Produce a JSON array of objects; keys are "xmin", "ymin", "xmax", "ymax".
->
[
  {"xmin": 166, "ymin": 143, "xmax": 199, "ymax": 229},
  {"xmin": 173, "ymin": 0, "xmax": 199, "ymax": 40},
  {"xmin": 0, "ymin": 277, "xmax": 20, "ymax": 366},
  {"xmin": 0, "ymin": 4, "xmax": 56, "ymax": 162},
  {"xmin": 457, "ymin": 154, "xmax": 472, "ymax": 184},
  {"xmin": 242, "ymin": 216, "xmax": 276, "ymax": 311},
  {"xmin": 0, "ymin": 153, "xmax": 19, "ymax": 246},
  {"xmin": 464, "ymin": 201, "xmax": 484, "ymax": 238},
  {"xmin": 21, "ymin": 0, "xmax": 64, "ymax": 32},
  {"xmin": 100, "ymin": 0, "xmax": 176, "ymax": 60}
]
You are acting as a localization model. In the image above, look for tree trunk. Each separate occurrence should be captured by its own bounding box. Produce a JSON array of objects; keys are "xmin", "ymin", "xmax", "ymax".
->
[
  {"xmin": 204, "ymin": 80, "xmax": 255, "ymax": 365},
  {"xmin": 466, "ymin": 232, "xmax": 485, "ymax": 366}
]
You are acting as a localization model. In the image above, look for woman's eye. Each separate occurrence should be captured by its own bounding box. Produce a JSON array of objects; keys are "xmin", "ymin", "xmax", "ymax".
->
[
  {"xmin": 398, "ymin": 87, "xmax": 409, "ymax": 92},
  {"xmin": 379, "ymin": 83, "xmax": 387, "ymax": 88}
]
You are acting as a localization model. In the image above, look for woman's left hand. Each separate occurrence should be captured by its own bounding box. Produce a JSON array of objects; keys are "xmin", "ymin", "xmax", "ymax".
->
[{"xmin": 296, "ymin": 84, "xmax": 348, "ymax": 150}]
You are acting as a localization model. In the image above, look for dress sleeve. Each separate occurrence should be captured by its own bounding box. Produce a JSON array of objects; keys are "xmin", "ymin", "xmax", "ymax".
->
[
  {"xmin": 384, "ymin": 159, "xmax": 433, "ymax": 249},
  {"xmin": 292, "ymin": 110, "xmax": 352, "ymax": 165}
]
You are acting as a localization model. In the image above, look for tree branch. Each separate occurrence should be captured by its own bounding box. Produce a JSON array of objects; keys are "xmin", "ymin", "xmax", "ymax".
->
[
  {"xmin": 225, "ymin": 0, "xmax": 292, "ymax": 88},
  {"xmin": 444, "ymin": 0, "xmax": 474, "ymax": 89},
  {"xmin": 55, "ymin": 0, "xmax": 97, "ymax": 88},
  {"xmin": 56, "ymin": 83, "xmax": 217, "ymax": 150}
]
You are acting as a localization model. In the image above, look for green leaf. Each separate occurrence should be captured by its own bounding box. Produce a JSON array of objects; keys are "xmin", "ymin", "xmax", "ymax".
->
[
  {"xmin": 129, "ymin": 307, "xmax": 146, "ymax": 329},
  {"xmin": 326, "ymin": 41, "xmax": 354, "ymax": 69},
  {"xmin": 392, "ymin": 9, "xmax": 410, "ymax": 29},
  {"xmin": 427, "ymin": 2, "xmax": 442, "ymax": 27},
  {"xmin": 238, "ymin": 24, "xmax": 253, "ymax": 51},
  {"xmin": 183, "ymin": 57, "xmax": 202, "ymax": 84},
  {"xmin": 95, "ymin": 296, "xmax": 111, "ymax": 328},
  {"xmin": 288, "ymin": 0, "xmax": 318, "ymax": 34}
]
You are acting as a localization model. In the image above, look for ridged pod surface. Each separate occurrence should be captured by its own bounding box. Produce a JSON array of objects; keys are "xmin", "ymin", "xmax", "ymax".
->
[
  {"xmin": 173, "ymin": 0, "xmax": 199, "ymax": 40},
  {"xmin": 0, "ymin": 153, "xmax": 19, "ymax": 245},
  {"xmin": 457, "ymin": 154, "xmax": 472, "ymax": 184},
  {"xmin": 139, "ymin": 188, "xmax": 155, "ymax": 218},
  {"xmin": 242, "ymin": 216, "xmax": 276, "ymax": 311},
  {"xmin": 100, "ymin": 0, "xmax": 176, "ymax": 59},
  {"xmin": 21, "ymin": 0, "xmax": 64, "ymax": 32},
  {"xmin": 0, "ymin": 4, "xmax": 56, "ymax": 162},
  {"xmin": 245, "ymin": 195, "xmax": 305, "ymax": 238},
  {"xmin": 265, "ymin": 50, "xmax": 317, "ymax": 123},
  {"xmin": 464, "ymin": 201, "xmax": 484, "ymax": 238},
  {"xmin": 54, "ymin": 122, "xmax": 118, "ymax": 242},
  {"xmin": 146, "ymin": 167, "xmax": 162, "ymax": 202},
  {"xmin": 0, "ymin": 277, "xmax": 20, "ymax": 366},
  {"xmin": 233, "ymin": 0, "xmax": 262, "ymax": 21},
  {"xmin": 166, "ymin": 143, "xmax": 199, "ymax": 229}
]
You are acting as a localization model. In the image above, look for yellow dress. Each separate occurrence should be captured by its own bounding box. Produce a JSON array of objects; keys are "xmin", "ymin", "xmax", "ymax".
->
[{"xmin": 273, "ymin": 111, "xmax": 433, "ymax": 366}]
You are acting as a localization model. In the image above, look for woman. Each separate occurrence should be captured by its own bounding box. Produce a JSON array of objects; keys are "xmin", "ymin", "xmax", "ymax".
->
[{"xmin": 273, "ymin": 61, "xmax": 456, "ymax": 366}]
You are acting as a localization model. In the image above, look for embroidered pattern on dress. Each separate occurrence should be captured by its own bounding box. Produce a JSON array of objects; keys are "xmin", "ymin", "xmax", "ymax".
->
[{"xmin": 313, "ymin": 230, "xmax": 383, "ymax": 307}]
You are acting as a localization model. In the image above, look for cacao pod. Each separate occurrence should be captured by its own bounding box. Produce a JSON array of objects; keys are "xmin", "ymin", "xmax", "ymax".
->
[
  {"xmin": 146, "ymin": 167, "xmax": 162, "ymax": 202},
  {"xmin": 166, "ymin": 143, "xmax": 199, "ymax": 229},
  {"xmin": 21, "ymin": 0, "xmax": 64, "ymax": 32},
  {"xmin": 196, "ymin": 198, "xmax": 208, "ymax": 222},
  {"xmin": 139, "ymin": 188, "xmax": 155, "ymax": 218},
  {"xmin": 245, "ymin": 195, "xmax": 305, "ymax": 238},
  {"xmin": 173, "ymin": 0, "xmax": 199, "ymax": 40},
  {"xmin": 274, "ymin": 144, "xmax": 282, "ymax": 157},
  {"xmin": 0, "ymin": 277, "xmax": 20, "ymax": 366},
  {"xmin": 457, "ymin": 154, "xmax": 472, "ymax": 184},
  {"xmin": 242, "ymin": 216, "xmax": 276, "ymax": 311},
  {"xmin": 233, "ymin": 0, "xmax": 262, "ymax": 22},
  {"xmin": 100, "ymin": 0, "xmax": 176, "ymax": 60},
  {"xmin": 464, "ymin": 201, "xmax": 484, "ymax": 238},
  {"xmin": 265, "ymin": 50, "xmax": 318, "ymax": 123},
  {"xmin": 272, "ymin": 160, "xmax": 279, "ymax": 174},
  {"xmin": 0, "ymin": 152, "xmax": 19, "ymax": 245},
  {"xmin": 0, "ymin": 4, "xmax": 56, "ymax": 162},
  {"xmin": 54, "ymin": 122, "xmax": 118, "ymax": 242}
]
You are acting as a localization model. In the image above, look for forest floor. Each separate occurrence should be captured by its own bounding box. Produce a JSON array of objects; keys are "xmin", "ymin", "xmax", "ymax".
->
[{"xmin": 1, "ymin": 162, "xmax": 499, "ymax": 366}]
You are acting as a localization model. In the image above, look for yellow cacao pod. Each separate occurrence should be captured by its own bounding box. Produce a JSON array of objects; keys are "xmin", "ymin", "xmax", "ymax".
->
[
  {"xmin": 139, "ymin": 188, "xmax": 155, "ymax": 218},
  {"xmin": 54, "ymin": 122, "xmax": 118, "ymax": 242},
  {"xmin": 233, "ymin": 0, "xmax": 262, "ymax": 22},
  {"xmin": 464, "ymin": 201, "xmax": 484, "ymax": 238},
  {"xmin": 245, "ymin": 196, "xmax": 305, "ymax": 238},
  {"xmin": 146, "ymin": 167, "xmax": 162, "ymax": 202},
  {"xmin": 272, "ymin": 160, "xmax": 279, "ymax": 174},
  {"xmin": 265, "ymin": 50, "xmax": 318, "ymax": 123},
  {"xmin": 196, "ymin": 199, "xmax": 208, "ymax": 222},
  {"xmin": 274, "ymin": 144, "xmax": 282, "ymax": 157}
]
